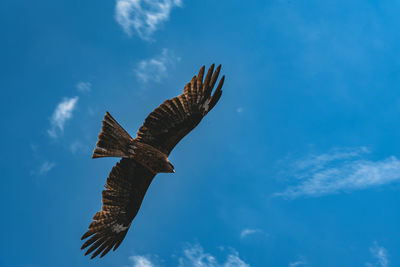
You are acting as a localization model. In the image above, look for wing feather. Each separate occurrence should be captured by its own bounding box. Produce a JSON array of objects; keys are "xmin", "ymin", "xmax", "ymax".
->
[
  {"xmin": 178, "ymin": 94, "xmax": 190, "ymax": 114},
  {"xmin": 196, "ymin": 66, "xmax": 205, "ymax": 102},
  {"xmin": 136, "ymin": 64, "xmax": 225, "ymax": 154},
  {"xmin": 172, "ymin": 97, "xmax": 185, "ymax": 119},
  {"xmin": 209, "ymin": 75, "xmax": 224, "ymax": 110},
  {"xmin": 81, "ymin": 158, "xmax": 155, "ymax": 259}
]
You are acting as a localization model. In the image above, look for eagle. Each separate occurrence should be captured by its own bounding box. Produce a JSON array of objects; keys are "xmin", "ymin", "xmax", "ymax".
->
[{"xmin": 81, "ymin": 64, "xmax": 225, "ymax": 259}]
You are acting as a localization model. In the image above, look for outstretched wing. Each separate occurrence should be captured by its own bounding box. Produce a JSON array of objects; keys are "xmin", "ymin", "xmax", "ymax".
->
[
  {"xmin": 81, "ymin": 158, "xmax": 155, "ymax": 259},
  {"xmin": 136, "ymin": 64, "xmax": 225, "ymax": 155}
]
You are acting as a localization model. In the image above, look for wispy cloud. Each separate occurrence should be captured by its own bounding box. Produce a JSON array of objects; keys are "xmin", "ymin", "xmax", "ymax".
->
[
  {"xmin": 366, "ymin": 242, "xmax": 389, "ymax": 267},
  {"xmin": 289, "ymin": 261, "xmax": 306, "ymax": 267},
  {"xmin": 276, "ymin": 147, "xmax": 400, "ymax": 198},
  {"xmin": 178, "ymin": 244, "xmax": 249, "ymax": 267},
  {"xmin": 31, "ymin": 161, "xmax": 55, "ymax": 176},
  {"xmin": 291, "ymin": 147, "xmax": 370, "ymax": 177},
  {"xmin": 127, "ymin": 255, "xmax": 154, "ymax": 267},
  {"xmin": 289, "ymin": 259, "xmax": 307, "ymax": 267},
  {"xmin": 48, "ymin": 97, "xmax": 79, "ymax": 138},
  {"xmin": 39, "ymin": 161, "xmax": 55, "ymax": 175},
  {"xmin": 135, "ymin": 48, "xmax": 180, "ymax": 83},
  {"xmin": 236, "ymin": 107, "xmax": 244, "ymax": 114},
  {"xmin": 126, "ymin": 243, "xmax": 249, "ymax": 267},
  {"xmin": 76, "ymin": 81, "xmax": 91, "ymax": 93},
  {"xmin": 69, "ymin": 141, "xmax": 89, "ymax": 155},
  {"xmin": 115, "ymin": 0, "xmax": 182, "ymax": 40},
  {"xmin": 240, "ymin": 228, "xmax": 265, "ymax": 239}
]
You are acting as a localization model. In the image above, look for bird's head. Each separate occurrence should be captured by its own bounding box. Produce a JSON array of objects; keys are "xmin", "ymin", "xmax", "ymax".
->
[
  {"xmin": 159, "ymin": 159, "xmax": 175, "ymax": 173},
  {"xmin": 167, "ymin": 161, "xmax": 175, "ymax": 173}
]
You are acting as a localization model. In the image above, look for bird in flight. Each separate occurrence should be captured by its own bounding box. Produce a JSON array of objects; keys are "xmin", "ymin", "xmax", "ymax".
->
[{"xmin": 81, "ymin": 64, "xmax": 225, "ymax": 259}]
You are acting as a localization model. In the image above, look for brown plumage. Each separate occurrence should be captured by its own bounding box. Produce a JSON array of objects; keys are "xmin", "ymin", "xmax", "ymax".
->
[{"xmin": 81, "ymin": 64, "xmax": 225, "ymax": 259}]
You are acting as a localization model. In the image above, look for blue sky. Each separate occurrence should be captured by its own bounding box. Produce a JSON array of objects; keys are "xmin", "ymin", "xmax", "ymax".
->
[{"xmin": 2, "ymin": 0, "xmax": 400, "ymax": 266}]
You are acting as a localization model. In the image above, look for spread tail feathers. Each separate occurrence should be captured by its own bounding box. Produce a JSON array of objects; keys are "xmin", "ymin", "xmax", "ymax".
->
[{"xmin": 92, "ymin": 112, "xmax": 134, "ymax": 159}]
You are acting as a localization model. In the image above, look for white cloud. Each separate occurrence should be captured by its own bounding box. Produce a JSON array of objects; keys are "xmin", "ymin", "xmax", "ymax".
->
[
  {"xmin": 292, "ymin": 147, "xmax": 369, "ymax": 177},
  {"xmin": 289, "ymin": 260, "xmax": 306, "ymax": 267},
  {"xmin": 366, "ymin": 242, "xmax": 389, "ymax": 267},
  {"xmin": 36, "ymin": 161, "xmax": 55, "ymax": 175},
  {"xmin": 30, "ymin": 143, "xmax": 39, "ymax": 152},
  {"xmin": 48, "ymin": 96, "xmax": 79, "ymax": 138},
  {"xmin": 288, "ymin": 255, "xmax": 307, "ymax": 267},
  {"xmin": 39, "ymin": 161, "xmax": 55, "ymax": 174},
  {"xmin": 128, "ymin": 255, "xmax": 154, "ymax": 267},
  {"xmin": 76, "ymin": 81, "xmax": 91, "ymax": 93},
  {"xmin": 126, "ymin": 244, "xmax": 248, "ymax": 267},
  {"xmin": 178, "ymin": 244, "xmax": 249, "ymax": 267},
  {"xmin": 115, "ymin": 0, "xmax": 182, "ymax": 40},
  {"xmin": 240, "ymin": 228, "xmax": 264, "ymax": 239},
  {"xmin": 276, "ymin": 147, "xmax": 400, "ymax": 198},
  {"xmin": 135, "ymin": 48, "xmax": 179, "ymax": 83},
  {"xmin": 69, "ymin": 141, "xmax": 89, "ymax": 154}
]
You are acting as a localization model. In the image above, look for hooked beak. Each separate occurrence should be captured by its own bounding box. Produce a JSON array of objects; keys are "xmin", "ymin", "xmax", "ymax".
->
[{"xmin": 168, "ymin": 161, "xmax": 175, "ymax": 173}]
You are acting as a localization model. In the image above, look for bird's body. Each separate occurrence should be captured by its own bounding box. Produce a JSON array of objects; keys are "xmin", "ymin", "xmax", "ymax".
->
[
  {"xmin": 81, "ymin": 64, "xmax": 225, "ymax": 259},
  {"xmin": 92, "ymin": 114, "xmax": 174, "ymax": 174}
]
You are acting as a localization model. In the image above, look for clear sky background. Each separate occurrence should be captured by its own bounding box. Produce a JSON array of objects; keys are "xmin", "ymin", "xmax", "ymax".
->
[{"xmin": 1, "ymin": 0, "xmax": 400, "ymax": 266}]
